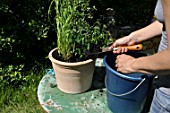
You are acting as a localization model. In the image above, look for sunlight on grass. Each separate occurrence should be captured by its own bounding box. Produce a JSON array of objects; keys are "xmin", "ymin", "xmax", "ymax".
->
[{"xmin": 0, "ymin": 67, "xmax": 47, "ymax": 113}]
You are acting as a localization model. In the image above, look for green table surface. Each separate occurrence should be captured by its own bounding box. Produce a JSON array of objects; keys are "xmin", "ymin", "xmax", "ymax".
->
[{"xmin": 37, "ymin": 65, "xmax": 112, "ymax": 113}]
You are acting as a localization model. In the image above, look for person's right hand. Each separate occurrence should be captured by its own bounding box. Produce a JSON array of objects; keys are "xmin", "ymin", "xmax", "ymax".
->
[{"xmin": 109, "ymin": 33, "xmax": 138, "ymax": 54}]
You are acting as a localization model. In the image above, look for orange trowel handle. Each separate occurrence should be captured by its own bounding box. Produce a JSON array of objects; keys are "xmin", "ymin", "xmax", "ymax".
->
[{"xmin": 120, "ymin": 44, "xmax": 143, "ymax": 50}]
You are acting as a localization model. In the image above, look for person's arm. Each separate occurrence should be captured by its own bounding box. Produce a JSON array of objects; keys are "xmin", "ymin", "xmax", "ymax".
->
[
  {"xmin": 110, "ymin": 20, "xmax": 162, "ymax": 52},
  {"xmin": 130, "ymin": 20, "xmax": 163, "ymax": 43},
  {"xmin": 110, "ymin": 20, "xmax": 163, "ymax": 53},
  {"xmin": 129, "ymin": 0, "xmax": 170, "ymax": 75}
]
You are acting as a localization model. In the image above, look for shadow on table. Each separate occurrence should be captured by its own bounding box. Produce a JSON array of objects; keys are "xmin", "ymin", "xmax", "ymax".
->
[{"xmin": 88, "ymin": 67, "xmax": 106, "ymax": 91}]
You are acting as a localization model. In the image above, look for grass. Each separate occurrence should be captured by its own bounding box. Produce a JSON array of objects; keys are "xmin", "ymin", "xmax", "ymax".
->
[{"xmin": 0, "ymin": 66, "xmax": 47, "ymax": 113}]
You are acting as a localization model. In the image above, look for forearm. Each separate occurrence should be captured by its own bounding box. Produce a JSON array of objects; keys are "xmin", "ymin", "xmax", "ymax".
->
[
  {"xmin": 130, "ymin": 20, "xmax": 163, "ymax": 43},
  {"xmin": 132, "ymin": 50, "xmax": 170, "ymax": 75}
]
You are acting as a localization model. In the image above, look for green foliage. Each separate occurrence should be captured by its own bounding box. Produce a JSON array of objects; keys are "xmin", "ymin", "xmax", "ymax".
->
[
  {"xmin": 0, "ymin": 62, "xmax": 46, "ymax": 87},
  {"xmin": 0, "ymin": 64, "xmax": 25, "ymax": 86},
  {"xmin": 0, "ymin": 67, "xmax": 45, "ymax": 113},
  {"xmin": 48, "ymin": 0, "xmax": 112, "ymax": 61},
  {"xmin": 0, "ymin": 0, "xmax": 55, "ymax": 67},
  {"xmin": 0, "ymin": 0, "xmax": 156, "ymax": 86}
]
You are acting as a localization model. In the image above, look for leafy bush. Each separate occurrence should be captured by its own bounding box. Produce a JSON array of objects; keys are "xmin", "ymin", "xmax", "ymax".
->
[
  {"xmin": 0, "ymin": 0, "xmax": 55, "ymax": 67},
  {"xmin": 0, "ymin": 65, "xmax": 25, "ymax": 86}
]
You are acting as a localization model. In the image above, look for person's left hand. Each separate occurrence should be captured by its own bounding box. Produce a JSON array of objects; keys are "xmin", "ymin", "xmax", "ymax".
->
[{"xmin": 115, "ymin": 54, "xmax": 136, "ymax": 73}]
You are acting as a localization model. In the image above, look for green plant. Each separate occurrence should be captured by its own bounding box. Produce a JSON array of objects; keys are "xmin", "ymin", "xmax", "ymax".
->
[
  {"xmin": 0, "ymin": 64, "xmax": 26, "ymax": 86},
  {"xmin": 0, "ymin": 67, "xmax": 46, "ymax": 113},
  {"xmin": 48, "ymin": 0, "xmax": 112, "ymax": 62},
  {"xmin": 0, "ymin": 0, "xmax": 54, "ymax": 68}
]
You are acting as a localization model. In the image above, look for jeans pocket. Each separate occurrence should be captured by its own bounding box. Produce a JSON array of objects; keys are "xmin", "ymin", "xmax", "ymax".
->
[
  {"xmin": 165, "ymin": 104, "xmax": 170, "ymax": 112},
  {"xmin": 150, "ymin": 89, "xmax": 170, "ymax": 113}
]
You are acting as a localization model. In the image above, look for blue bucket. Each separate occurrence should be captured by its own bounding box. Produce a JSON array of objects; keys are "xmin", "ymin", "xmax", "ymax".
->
[{"xmin": 104, "ymin": 52, "xmax": 154, "ymax": 113}]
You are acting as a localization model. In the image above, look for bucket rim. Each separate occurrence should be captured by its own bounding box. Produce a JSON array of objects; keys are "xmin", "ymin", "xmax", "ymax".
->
[{"xmin": 104, "ymin": 55, "xmax": 142, "ymax": 81}]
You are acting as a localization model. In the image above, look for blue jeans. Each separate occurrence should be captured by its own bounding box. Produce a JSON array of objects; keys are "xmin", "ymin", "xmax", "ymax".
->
[{"xmin": 149, "ymin": 88, "xmax": 170, "ymax": 113}]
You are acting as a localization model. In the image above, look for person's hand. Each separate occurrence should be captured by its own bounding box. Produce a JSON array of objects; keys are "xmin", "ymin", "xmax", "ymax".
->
[
  {"xmin": 115, "ymin": 54, "xmax": 136, "ymax": 73},
  {"xmin": 109, "ymin": 33, "xmax": 137, "ymax": 54}
]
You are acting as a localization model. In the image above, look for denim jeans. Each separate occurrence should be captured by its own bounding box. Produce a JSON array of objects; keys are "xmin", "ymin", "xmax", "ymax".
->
[{"xmin": 149, "ymin": 88, "xmax": 170, "ymax": 113}]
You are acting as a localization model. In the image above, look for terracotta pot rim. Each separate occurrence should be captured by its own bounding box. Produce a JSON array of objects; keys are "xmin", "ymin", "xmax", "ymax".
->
[{"xmin": 48, "ymin": 48, "xmax": 94, "ymax": 66}]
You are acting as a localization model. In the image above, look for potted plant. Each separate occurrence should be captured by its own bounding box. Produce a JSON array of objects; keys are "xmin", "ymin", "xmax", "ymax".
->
[{"xmin": 48, "ymin": 0, "xmax": 112, "ymax": 94}]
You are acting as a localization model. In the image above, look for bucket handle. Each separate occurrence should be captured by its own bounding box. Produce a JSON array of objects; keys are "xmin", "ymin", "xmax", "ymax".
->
[{"xmin": 105, "ymin": 76, "xmax": 146, "ymax": 97}]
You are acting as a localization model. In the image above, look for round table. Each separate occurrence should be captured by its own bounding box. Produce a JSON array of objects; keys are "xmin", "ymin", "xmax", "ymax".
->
[{"xmin": 37, "ymin": 59, "xmax": 112, "ymax": 113}]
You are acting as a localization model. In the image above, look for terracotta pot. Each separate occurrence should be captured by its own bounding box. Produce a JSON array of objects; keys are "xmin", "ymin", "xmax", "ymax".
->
[{"xmin": 48, "ymin": 48, "xmax": 95, "ymax": 94}]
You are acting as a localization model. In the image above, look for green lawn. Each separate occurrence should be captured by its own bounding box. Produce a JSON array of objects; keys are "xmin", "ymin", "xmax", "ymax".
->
[{"xmin": 0, "ymin": 68, "xmax": 46, "ymax": 113}]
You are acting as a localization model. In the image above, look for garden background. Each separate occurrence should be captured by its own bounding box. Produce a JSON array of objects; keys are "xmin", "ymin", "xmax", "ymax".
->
[{"xmin": 0, "ymin": 0, "xmax": 157, "ymax": 112}]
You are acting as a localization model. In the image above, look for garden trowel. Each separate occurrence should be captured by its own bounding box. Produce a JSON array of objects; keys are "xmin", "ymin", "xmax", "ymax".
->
[
  {"xmin": 102, "ymin": 44, "xmax": 143, "ymax": 52},
  {"xmin": 85, "ymin": 44, "xmax": 143, "ymax": 59}
]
